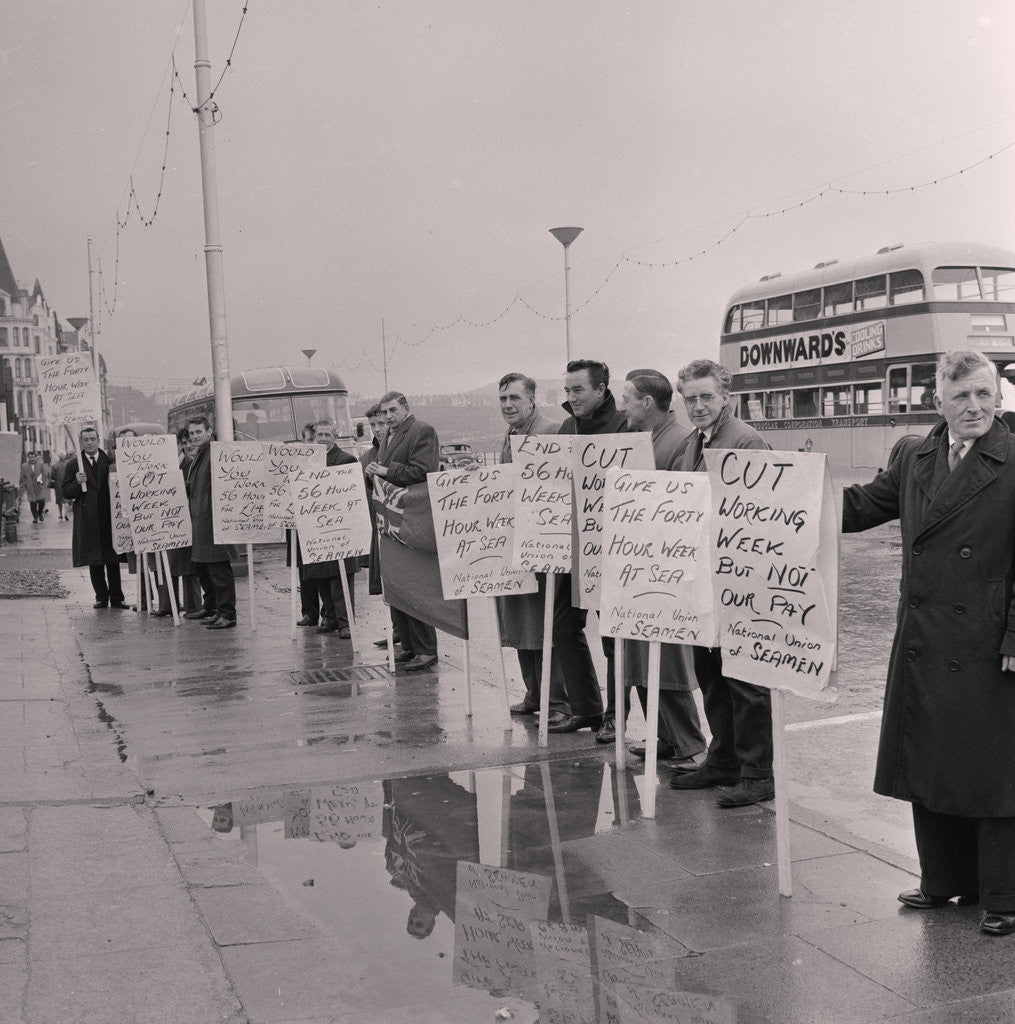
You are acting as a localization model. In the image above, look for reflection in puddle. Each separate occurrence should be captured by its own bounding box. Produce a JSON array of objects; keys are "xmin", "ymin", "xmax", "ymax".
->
[{"xmin": 199, "ymin": 762, "xmax": 734, "ymax": 1023}]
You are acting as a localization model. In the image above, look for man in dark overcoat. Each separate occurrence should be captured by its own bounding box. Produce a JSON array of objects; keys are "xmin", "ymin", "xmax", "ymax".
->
[
  {"xmin": 304, "ymin": 419, "xmax": 361, "ymax": 638},
  {"xmin": 618, "ymin": 371, "xmax": 706, "ymax": 770},
  {"xmin": 552, "ymin": 358, "xmax": 628, "ymax": 737},
  {"xmin": 364, "ymin": 391, "xmax": 440, "ymax": 671},
  {"xmin": 61, "ymin": 426, "xmax": 128, "ymax": 609},
  {"xmin": 185, "ymin": 415, "xmax": 236, "ymax": 629},
  {"xmin": 492, "ymin": 372, "xmax": 568, "ymax": 719},
  {"xmin": 843, "ymin": 348, "xmax": 1015, "ymax": 936},
  {"xmin": 668, "ymin": 358, "xmax": 774, "ymax": 808}
]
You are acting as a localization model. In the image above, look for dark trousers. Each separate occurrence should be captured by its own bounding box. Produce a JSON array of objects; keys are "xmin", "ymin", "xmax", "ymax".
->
[
  {"xmin": 634, "ymin": 686, "xmax": 707, "ymax": 758},
  {"xmin": 693, "ymin": 646, "xmax": 772, "ymax": 779},
  {"xmin": 30, "ymin": 499, "xmax": 45, "ymax": 520},
  {"xmin": 602, "ymin": 636, "xmax": 630, "ymax": 720},
  {"xmin": 181, "ymin": 574, "xmax": 204, "ymax": 614},
  {"xmin": 514, "ymin": 648, "xmax": 570, "ymax": 715},
  {"xmin": 390, "ymin": 607, "xmax": 437, "ymax": 657},
  {"xmin": 913, "ymin": 804, "xmax": 1015, "ymax": 912},
  {"xmin": 196, "ymin": 561, "xmax": 235, "ymax": 621},
  {"xmin": 300, "ymin": 571, "xmax": 323, "ymax": 623},
  {"xmin": 321, "ymin": 573, "xmax": 355, "ymax": 628},
  {"xmin": 89, "ymin": 561, "xmax": 124, "ymax": 604},
  {"xmin": 552, "ymin": 574, "xmax": 603, "ymax": 718}
]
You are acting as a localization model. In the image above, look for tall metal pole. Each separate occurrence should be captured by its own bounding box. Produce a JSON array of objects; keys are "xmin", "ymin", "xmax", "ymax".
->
[
  {"xmin": 193, "ymin": 0, "xmax": 233, "ymax": 442},
  {"xmin": 86, "ymin": 237, "xmax": 103, "ymax": 434},
  {"xmin": 380, "ymin": 315, "xmax": 388, "ymax": 392},
  {"xmin": 549, "ymin": 227, "xmax": 583, "ymax": 363}
]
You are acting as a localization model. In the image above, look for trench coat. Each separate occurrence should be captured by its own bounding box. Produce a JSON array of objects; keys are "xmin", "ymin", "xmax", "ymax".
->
[
  {"xmin": 494, "ymin": 409, "xmax": 561, "ymax": 648},
  {"xmin": 843, "ymin": 417, "xmax": 1015, "ymax": 818},
  {"xmin": 377, "ymin": 414, "xmax": 439, "ymax": 486},
  {"xmin": 166, "ymin": 453, "xmax": 194, "ymax": 576},
  {"xmin": 186, "ymin": 442, "xmax": 237, "ymax": 564},
  {"xmin": 61, "ymin": 450, "xmax": 117, "ymax": 567},
  {"xmin": 20, "ymin": 460, "xmax": 49, "ymax": 502},
  {"xmin": 301, "ymin": 444, "xmax": 362, "ymax": 583}
]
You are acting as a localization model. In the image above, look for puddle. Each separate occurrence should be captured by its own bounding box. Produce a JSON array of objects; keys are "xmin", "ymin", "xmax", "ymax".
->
[{"xmin": 195, "ymin": 760, "xmax": 737, "ymax": 1023}]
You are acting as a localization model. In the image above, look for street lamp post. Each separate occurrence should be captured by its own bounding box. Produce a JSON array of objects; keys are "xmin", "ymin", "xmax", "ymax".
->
[
  {"xmin": 549, "ymin": 227, "xmax": 583, "ymax": 362},
  {"xmin": 301, "ymin": 349, "xmax": 317, "ymax": 368}
]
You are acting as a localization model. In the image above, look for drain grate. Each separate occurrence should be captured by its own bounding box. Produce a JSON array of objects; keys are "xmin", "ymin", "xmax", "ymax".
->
[{"xmin": 295, "ymin": 664, "xmax": 393, "ymax": 686}]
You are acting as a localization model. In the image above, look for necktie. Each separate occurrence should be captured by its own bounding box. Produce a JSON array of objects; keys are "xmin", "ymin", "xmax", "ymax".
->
[
  {"xmin": 690, "ymin": 431, "xmax": 706, "ymax": 466},
  {"xmin": 948, "ymin": 441, "xmax": 964, "ymax": 472}
]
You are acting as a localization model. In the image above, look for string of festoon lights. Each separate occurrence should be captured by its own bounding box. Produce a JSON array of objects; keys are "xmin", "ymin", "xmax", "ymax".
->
[
  {"xmin": 96, "ymin": 2, "xmax": 250, "ymax": 327},
  {"xmin": 331, "ymin": 133, "xmax": 1015, "ymax": 376}
]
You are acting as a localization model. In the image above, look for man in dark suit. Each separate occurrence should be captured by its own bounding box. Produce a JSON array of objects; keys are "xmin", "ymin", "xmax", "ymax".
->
[
  {"xmin": 668, "ymin": 358, "xmax": 774, "ymax": 808},
  {"xmin": 364, "ymin": 391, "xmax": 440, "ymax": 671},
  {"xmin": 843, "ymin": 349, "xmax": 1015, "ymax": 937},
  {"xmin": 186, "ymin": 415, "xmax": 236, "ymax": 629},
  {"xmin": 61, "ymin": 426, "xmax": 128, "ymax": 609},
  {"xmin": 305, "ymin": 419, "xmax": 361, "ymax": 638}
]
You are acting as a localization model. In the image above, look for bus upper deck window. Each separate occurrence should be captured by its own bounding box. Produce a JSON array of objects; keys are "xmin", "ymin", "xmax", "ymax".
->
[
  {"xmin": 792, "ymin": 289, "xmax": 821, "ymax": 323},
  {"xmin": 890, "ymin": 269, "xmax": 924, "ymax": 305},
  {"xmin": 981, "ymin": 268, "xmax": 1015, "ymax": 301},
  {"xmin": 932, "ymin": 267, "xmax": 980, "ymax": 300},
  {"xmin": 856, "ymin": 275, "xmax": 888, "ymax": 310},
  {"xmin": 724, "ymin": 307, "xmax": 740, "ymax": 333},
  {"xmin": 741, "ymin": 301, "xmax": 765, "ymax": 331},
  {"xmin": 823, "ymin": 282, "xmax": 853, "ymax": 317},
  {"xmin": 767, "ymin": 294, "xmax": 792, "ymax": 326}
]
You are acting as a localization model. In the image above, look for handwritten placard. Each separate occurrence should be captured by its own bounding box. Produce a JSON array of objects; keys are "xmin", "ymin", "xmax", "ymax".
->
[
  {"xmin": 116, "ymin": 435, "xmax": 192, "ymax": 552},
  {"xmin": 38, "ymin": 353, "xmax": 99, "ymax": 424},
  {"xmin": 108, "ymin": 472, "xmax": 135, "ymax": 555},
  {"xmin": 530, "ymin": 920, "xmax": 594, "ymax": 1023},
  {"xmin": 704, "ymin": 449, "xmax": 837, "ymax": 698},
  {"xmin": 510, "ymin": 434, "xmax": 574, "ymax": 574},
  {"xmin": 427, "ymin": 464, "xmax": 537, "ymax": 599},
  {"xmin": 612, "ymin": 982, "xmax": 736, "ymax": 1024},
  {"xmin": 210, "ymin": 441, "xmax": 278, "ymax": 544},
  {"xmin": 599, "ymin": 469, "xmax": 715, "ymax": 646},
  {"xmin": 264, "ymin": 442, "xmax": 324, "ymax": 529},
  {"xmin": 288, "ymin": 462, "xmax": 371, "ymax": 563},
  {"xmin": 284, "ymin": 791, "xmax": 310, "ymax": 839},
  {"xmin": 572, "ymin": 434, "xmax": 654, "ymax": 610},
  {"xmin": 305, "ymin": 783, "xmax": 383, "ymax": 845},
  {"xmin": 452, "ymin": 862, "xmax": 552, "ymax": 1000}
]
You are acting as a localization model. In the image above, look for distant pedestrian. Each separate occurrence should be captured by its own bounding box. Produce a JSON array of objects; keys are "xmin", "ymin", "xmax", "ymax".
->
[
  {"xmin": 185, "ymin": 416, "xmax": 237, "ymax": 629},
  {"xmin": 52, "ymin": 452, "xmax": 71, "ymax": 520},
  {"xmin": 20, "ymin": 452, "xmax": 48, "ymax": 523},
  {"xmin": 61, "ymin": 427, "xmax": 128, "ymax": 609}
]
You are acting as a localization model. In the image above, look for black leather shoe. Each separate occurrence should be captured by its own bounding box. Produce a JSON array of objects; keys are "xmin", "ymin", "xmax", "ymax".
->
[
  {"xmin": 296, "ymin": 616, "xmax": 318, "ymax": 627},
  {"xmin": 669, "ymin": 753, "xmax": 706, "ymax": 774},
  {"xmin": 631, "ymin": 743, "xmax": 677, "ymax": 760},
  {"xmin": 337, "ymin": 627, "xmax": 351, "ymax": 639},
  {"xmin": 981, "ymin": 912, "xmax": 1015, "ymax": 935},
  {"xmin": 595, "ymin": 717, "xmax": 616, "ymax": 744},
  {"xmin": 207, "ymin": 617, "xmax": 236, "ymax": 630},
  {"xmin": 110, "ymin": 602, "xmax": 131, "ymax": 610},
  {"xmin": 547, "ymin": 714, "xmax": 604, "ymax": 733},
  {"xmin": 373, "ymin": 638, "xmax": 389, "ymax": 649},
  {"xmin": 93, "ymin": 600, "xmax": 108, "ymax": 609},
  {"xmin": 545, "ymin": 711, "xmax": 570, "ymax": 728},
  {"xmin": 897, "ymin": 889, "xmax": 978, "ymax": 909},
  {"xmin": 669, "ymin": 764, "xmax": 740, "ymax": 790},
  {"xmin": 150, "ymin": 609, "xmax": 172, "ymax": 618},
  {"xmin": 394, "ymin": 650, "xmax": 416, "ymax": 663},
  {"xmin": 510, "ymin": 701, "xmax": 538, "ymax": 716},
  {"xmin": 403, "ymin": 654, "xmax": 438, "ymax": 672},
  {"xmin": 716, "ymin": 778, "xmax": 775, "ymax": 807},
  {"xmin": 184, "ymin": 609, "xmax": 216, "ymax": 620},
  {"xmin": 316, "ymin": 622, "xmax": 339, "ymax": 633}
]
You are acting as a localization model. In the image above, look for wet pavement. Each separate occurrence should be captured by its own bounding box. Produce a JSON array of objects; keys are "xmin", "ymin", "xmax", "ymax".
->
[{"xmin": 2, "ymin": 508, "xmax": 1014, "ymax": 1022}]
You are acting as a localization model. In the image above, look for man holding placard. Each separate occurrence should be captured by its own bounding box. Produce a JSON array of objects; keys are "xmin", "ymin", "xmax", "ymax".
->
[
  {"xmin": 552, "ymin": 359, "xmax": 627, "ymax": 734},
  {"xmin": 668, "ymin": 359, "xmax": 774, "ymax": 808},
  {"xmin": 186, "ymin": 416, "xmax": 237, "ymax": 630},
  {"xmin": 619, "ymin": 371, "xmax": 707, "ymax": 769},
  {"xmin": 494, "ymin": 372, "xmax": 567, "ymax": 717},
  {"xmin": 844, "ymin": 350, "xmax": 1015, "ymax": 937},
  {"xmin": 62, "ymin": 427, "xmax": 128, "ymax": 609},
  {"xmin": 306, "ymin": 419, "xmax": 361, "ymax": 638},
  {"xmin": 365, "ymin": 391, "xmax": 440, "ymax": 672}
]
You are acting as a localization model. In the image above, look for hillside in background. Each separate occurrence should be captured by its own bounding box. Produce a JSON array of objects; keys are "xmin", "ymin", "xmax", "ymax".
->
[{"xmin": 107, "ymin": 385, "xmax": 172, "ymax": 430}]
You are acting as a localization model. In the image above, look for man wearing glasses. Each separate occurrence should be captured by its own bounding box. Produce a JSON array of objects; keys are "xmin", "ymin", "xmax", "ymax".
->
[{"xmin": 668, "ymin": 359, "xmax": 774, "ymax": 808}]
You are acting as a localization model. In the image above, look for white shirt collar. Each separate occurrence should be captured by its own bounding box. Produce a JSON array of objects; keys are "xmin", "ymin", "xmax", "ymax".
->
[{"xmin": 946, "ymin": 434, "xmax": 974, "ymax": 458}]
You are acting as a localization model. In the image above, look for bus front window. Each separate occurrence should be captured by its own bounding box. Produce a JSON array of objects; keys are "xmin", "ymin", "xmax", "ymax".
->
[
  {"xmin": 293, "ymin": 394, "xmax": 355, "ymax": 442},
  {"xmin": 233, "ymin": 398, "xmax": 293, "ymax": 441}
]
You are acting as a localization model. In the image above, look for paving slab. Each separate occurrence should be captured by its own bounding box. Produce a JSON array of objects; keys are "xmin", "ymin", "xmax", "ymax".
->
[{"xmin": 190, "ymin": 884, "xmax": 317, "ymax": 946}]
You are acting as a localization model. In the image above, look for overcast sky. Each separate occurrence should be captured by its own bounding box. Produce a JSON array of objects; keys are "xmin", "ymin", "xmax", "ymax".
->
[{"xmin": 2, "ymin": 1, "xmax": 1014, "ymax": 400}]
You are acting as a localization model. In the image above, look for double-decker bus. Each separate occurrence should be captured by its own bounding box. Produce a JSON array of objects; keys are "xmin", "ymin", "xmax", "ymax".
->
[
  {"xmin": 720, "ymin": 241, "xmax": 1015, "ymax": 481},
  {"xmin": 167, "ymin": 365, "xmax": 363, "ymax": 446}
]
